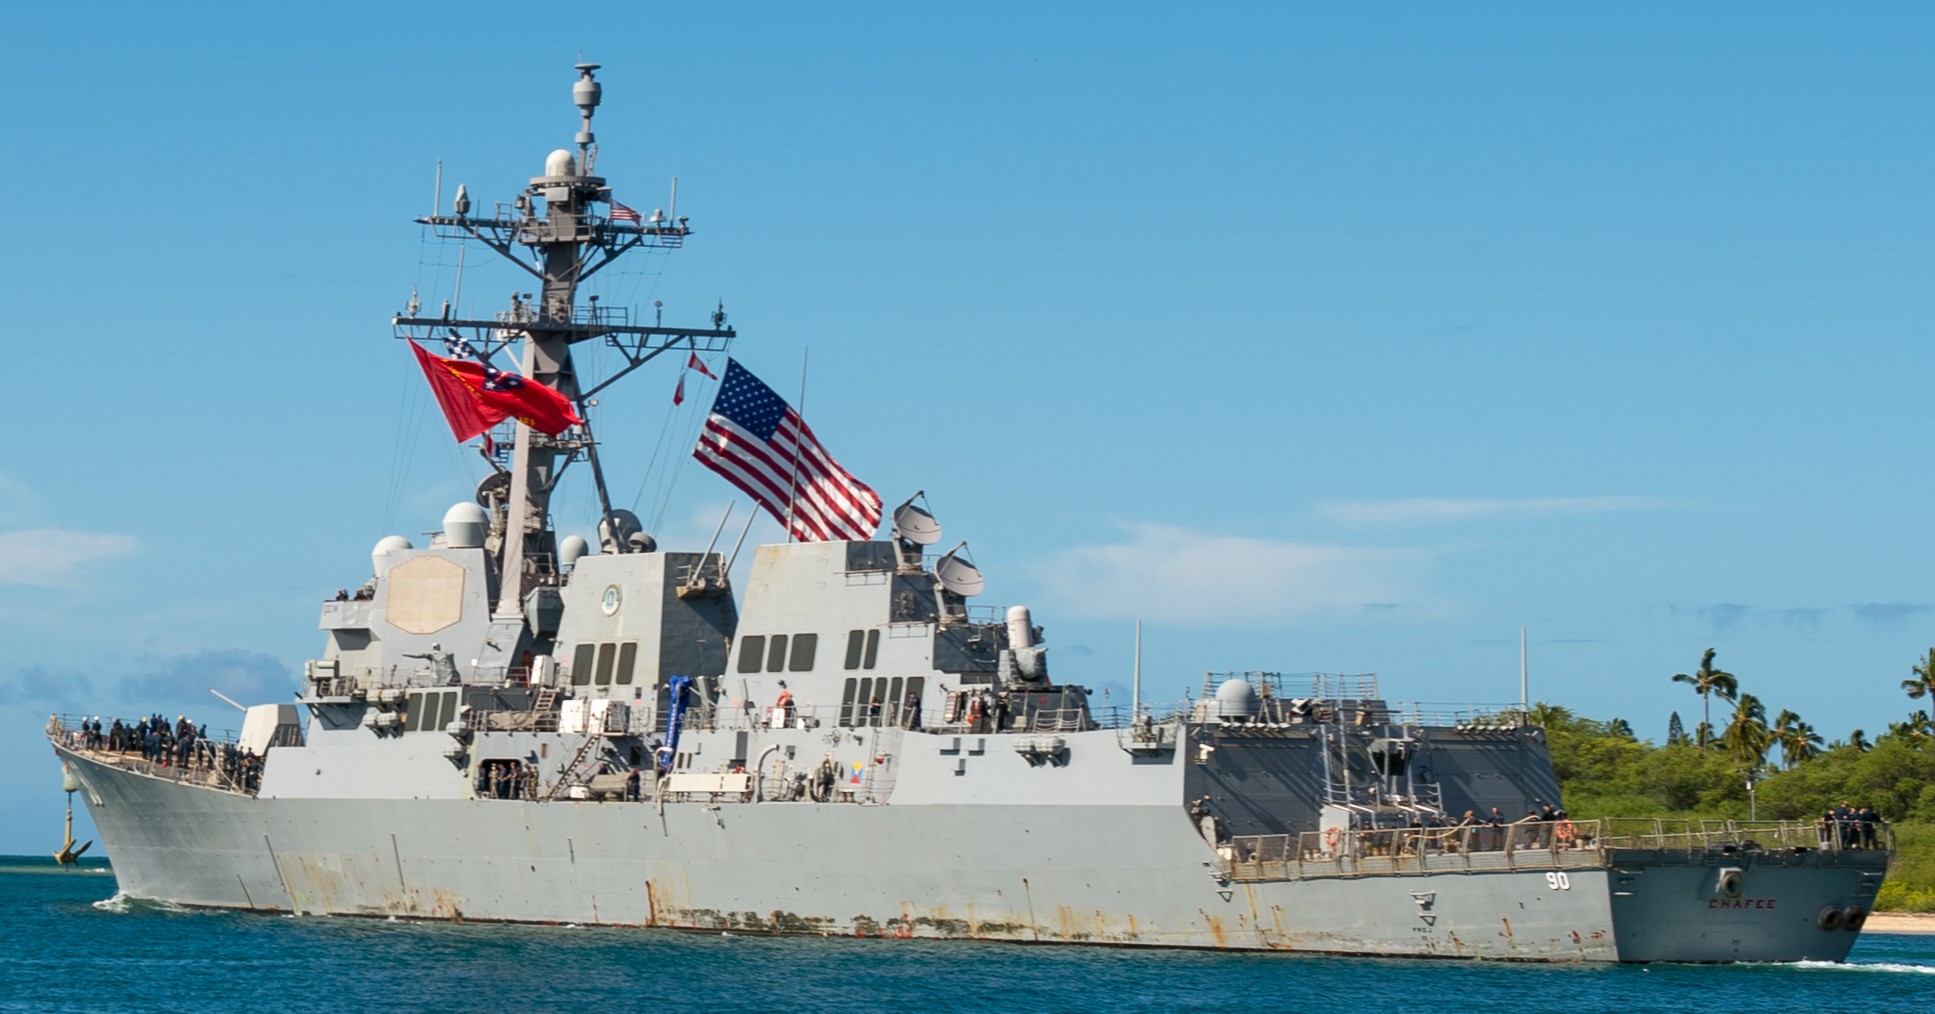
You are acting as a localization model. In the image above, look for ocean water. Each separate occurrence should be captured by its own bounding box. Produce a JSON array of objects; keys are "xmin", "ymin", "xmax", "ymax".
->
[{"xmin": 3, "ymin": 858, "xmax": 1931, "ymax": 1013}]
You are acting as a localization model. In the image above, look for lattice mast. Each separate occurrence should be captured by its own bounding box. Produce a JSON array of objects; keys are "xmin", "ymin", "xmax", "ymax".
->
[{"xmin": 393, "ymin": 65, "xmax": 735, "ymax": 666}]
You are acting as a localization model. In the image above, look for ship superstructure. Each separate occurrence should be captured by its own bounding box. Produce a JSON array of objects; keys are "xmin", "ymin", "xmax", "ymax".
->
[{"xmin": 49, "ymin": 68, "xmax": 1891, "ymax": 963}]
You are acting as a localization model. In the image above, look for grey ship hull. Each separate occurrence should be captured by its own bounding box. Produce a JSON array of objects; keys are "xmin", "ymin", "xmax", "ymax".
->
[{"xmin": 57, "ymin": 739, "xmax": 1882, "ymax": 962}]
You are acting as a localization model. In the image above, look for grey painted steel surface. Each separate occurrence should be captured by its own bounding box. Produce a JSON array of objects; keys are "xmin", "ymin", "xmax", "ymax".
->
[
  {"xmin": 44, "ymin": 67, "xmax": 1892, "ymax": 965},
  {"xmin": 53, "ymin": 734, "xmax": 1881, "ymax": 962}
]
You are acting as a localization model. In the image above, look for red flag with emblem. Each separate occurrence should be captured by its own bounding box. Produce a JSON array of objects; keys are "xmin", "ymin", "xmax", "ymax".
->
[{"xmin": 409, "ymin": 340, "xmax": 583, "ymax": 441}]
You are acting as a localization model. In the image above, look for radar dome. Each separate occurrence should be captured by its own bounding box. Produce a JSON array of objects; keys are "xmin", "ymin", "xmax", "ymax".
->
[
  {"xmin": 1214, "ymin": 678, "xmax": 1258, "ymax": 719},
  {"xmin": 545, "ymin": 149, "xmax": 576, "ymax": 177},
  {"xmin": 442, "ymin": 502, "xmax": 489, "ymax": 549},
  {"xmin": 1006, "ymin": 605, "xmax": 1036, "ymax": 649},
  {"xmin": 559, "ymin": 534, "xmax": 590, "ymax": 568},
  {"xmin": 371, "ymin": 535, "xmax": 413, "ymax": 575}
]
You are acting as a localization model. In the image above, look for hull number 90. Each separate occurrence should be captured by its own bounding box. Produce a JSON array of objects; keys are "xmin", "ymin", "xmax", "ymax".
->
[{"xmin": 1545, "ymin": 872, "xmax": 1571, "ymax": 891}]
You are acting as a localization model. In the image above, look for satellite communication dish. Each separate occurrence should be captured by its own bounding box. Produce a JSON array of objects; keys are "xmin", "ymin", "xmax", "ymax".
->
[
  {"xmin": 892, "ymin": 493, "xmax": 942, "ymax": 546},
  {"xmin": 475, "ymin": 470, "xmax": 512, "ymax": 508},
  {"xmin": 600, "ymin": 509, "xmax": 644, "ymax": 553},
  {"xmin": 934, "ymin": 542, "xmax": 984, "ymax": 597}
]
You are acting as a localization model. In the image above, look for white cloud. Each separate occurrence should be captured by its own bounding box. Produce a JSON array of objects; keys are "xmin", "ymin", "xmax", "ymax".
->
[
  {"xmin": 1314, "ymin": 495, "xmax": 1666, "ymax": 528},
  {"xmin": 0, "ymin": 528, "xmax": 138, "ymax": 587},
  {"xmin": 1030, "ymin": 522, "xmax": 1429, "ymax": 625}
]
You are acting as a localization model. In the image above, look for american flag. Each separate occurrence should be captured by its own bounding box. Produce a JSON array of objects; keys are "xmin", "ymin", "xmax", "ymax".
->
[
  {"xmin": 610, "ymin": 200, "xmax": 641, "ymax": 223},
  {"xmin": 693, "ymin": 359, "xmax": 882, "ymax": 542}
]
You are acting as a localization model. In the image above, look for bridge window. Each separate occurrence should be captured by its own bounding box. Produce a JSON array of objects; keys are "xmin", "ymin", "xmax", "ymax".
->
[
  {"xmin": 594, "ymin": 642, "xmax": 617, "ymax": 686},
  {"xmin": 844, "ymin": 630, "xmax": 864, "ymax": 670},
  {"xmin": 737, "ymin": 635, "xmax": 765, "ymax": 674},
  {"xmin": 616, "ymin": 642, "xmax": 639, "ymax": 685},
  {"xmin": 863, "ymin": 629, "xmax": 880, "ymax": 669},
  {"xmin": 789, "ymin": 633, "xmax": 818, "ymax": 672},
  {"xmin": 571, "ymin": 643, "xmax": 595, "ymax": 686},
  {"xmin": 740, "ymin": 632, "xmax": 823, "ymax": 674}
]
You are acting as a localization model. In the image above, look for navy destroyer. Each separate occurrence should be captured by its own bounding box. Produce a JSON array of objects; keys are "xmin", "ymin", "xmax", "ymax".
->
[{"xmin": 48, "ymin": 68, "xmax": 1891, "ymax": 962}]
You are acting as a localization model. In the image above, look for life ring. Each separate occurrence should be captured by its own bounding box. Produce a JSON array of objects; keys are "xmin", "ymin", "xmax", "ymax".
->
[
  {"xmin": 1843, "ymin": 906, "xmax": 1867, "ymax": 931},
  {"xmin": 1555, "ymin": 819, "xmax": 1575, "ymax": 844},
  {"xmin": 1324, "ymin": 827, "xmax": 1342, "ymax": 849},
  {"xmin": 1817, "ymin": 905, "xmax": 1844, "ymax": 931}
]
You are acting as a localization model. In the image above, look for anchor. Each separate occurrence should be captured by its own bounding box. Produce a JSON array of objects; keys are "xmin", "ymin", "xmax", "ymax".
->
[{"xmin": 54, "ymin": 762, "xmax": 93, "ymax": 866}]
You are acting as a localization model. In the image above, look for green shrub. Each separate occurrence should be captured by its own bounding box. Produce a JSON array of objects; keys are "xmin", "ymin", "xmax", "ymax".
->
[
  {"xmin": 1533, "ymin": 701, "xmax": 1935, "ymax": 911},
  {"xmin": 1874, "ymin": 878, "xmax": 1935, "ymax": 913}
]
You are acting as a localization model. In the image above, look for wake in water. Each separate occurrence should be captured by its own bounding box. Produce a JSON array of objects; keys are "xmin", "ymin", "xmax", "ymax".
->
[
  {"xmin": 91, "ymin": 891, "xmax": 193, "ymax": 915},
  {"xmin": 1791, "ymin": 959, "xmax": 1935, "ymax": 975}
]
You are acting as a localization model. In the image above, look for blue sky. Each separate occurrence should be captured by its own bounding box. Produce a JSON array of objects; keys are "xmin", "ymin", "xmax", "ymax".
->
[{"xmin": 4, "ymin": 3, "xmax": 1933, "ymax": 853}]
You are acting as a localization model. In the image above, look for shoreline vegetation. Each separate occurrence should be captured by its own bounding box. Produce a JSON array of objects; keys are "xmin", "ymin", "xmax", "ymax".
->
[{"xmin": 1537, "ymin": 646, "xmax": 1935, "ymax": 915}]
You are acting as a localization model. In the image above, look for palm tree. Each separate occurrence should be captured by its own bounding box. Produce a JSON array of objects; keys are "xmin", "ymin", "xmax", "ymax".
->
[
  {"xmin": 1607, "ymin": 717, "xmax": 1634, "ymax": 739},
  {"xmin": 1903, "ymin": 648, "xmax": 1935, "ymax": 729},
  {"xmin": 1720, "ymin": 693, "xmax": 1773, "ymax": 769},
  {"xmin": 1771, "ymin": 709, "xmax": 1822, "ymax": 768},
  {"xmin": 1848, "ymin": 728, "xmax": 1870, "ymax": 752},
  {"xmin": 1791, "ymin": 719, "xmax": 1823, "ymax": 763},
  {"xmin": 1672, "ymin": 648, "xmax": 1737, "ymax": 752},
  {"xmin": 1527, "ymin": 702, "xmax": 1573, "ymax": 730}
]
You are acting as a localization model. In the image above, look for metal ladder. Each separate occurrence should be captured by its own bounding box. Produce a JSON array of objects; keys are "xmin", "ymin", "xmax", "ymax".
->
[
  {"xmin": 544, "ymin": 733, "xmax": 600, "ymax": 801},
  {"xmin": 532, "ymin": 686, "xmax": 563, "ymax": 733}
]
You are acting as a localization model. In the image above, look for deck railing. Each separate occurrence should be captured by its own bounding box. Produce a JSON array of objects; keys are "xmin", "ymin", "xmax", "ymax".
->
[
  {"xmin": 1226, "ymin": 816, "xmax": 1891, "ymax": 883},
  {"xmin": 1594, "ymin": 817, "xmax": 1893, "ymax": 854},
  {"xmin": 47, "ymin": 714, "xmax": 262, "ymax": 796}
]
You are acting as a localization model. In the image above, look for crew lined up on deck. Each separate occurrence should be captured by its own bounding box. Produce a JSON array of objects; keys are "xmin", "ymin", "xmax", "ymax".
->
[
  {"xmin": 1820, "ymin": 803, "xmax": 1882, "ymax": 850},
  {"xmin": 70, "ymin": 714, "xmax": 263, "ymax": 793}
]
